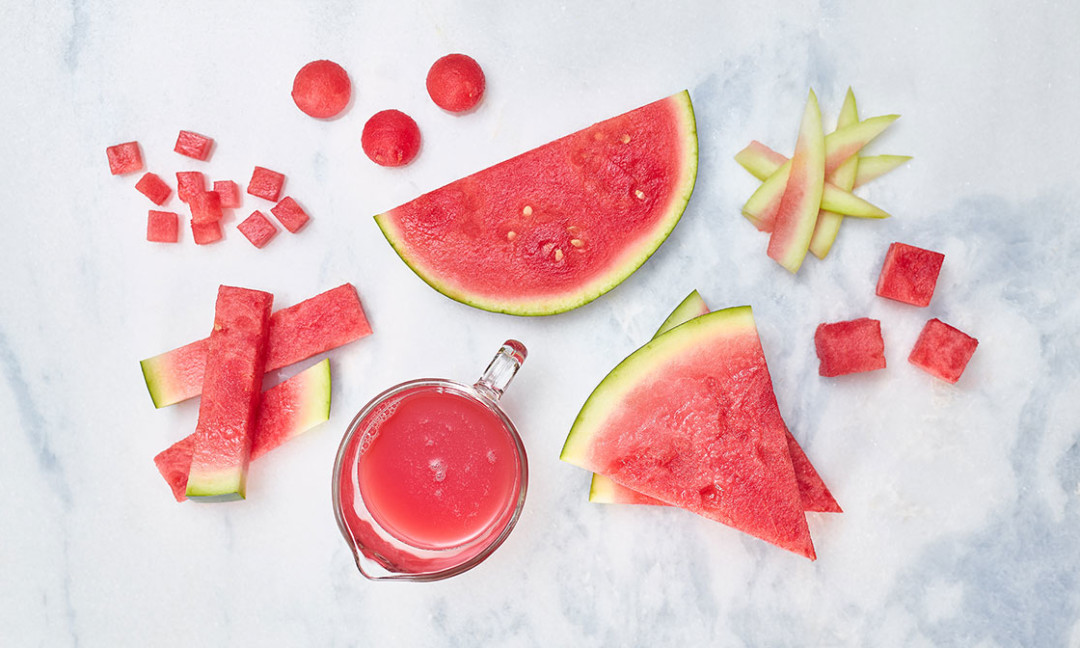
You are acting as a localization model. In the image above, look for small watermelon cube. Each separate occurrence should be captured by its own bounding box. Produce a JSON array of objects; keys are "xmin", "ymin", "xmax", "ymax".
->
[
  {"xmin": 147, "ymin": 210, "xmax": 179, "ymax": 243},
  {"xmin": 189, "ymin": 190, "xmax": 223, "ymax": 223},
  {"xmin": 247, "ymin": 166, "xmax": 285, "ymax": 202},
  {"xmin": 876, "ymin": 242, "xmax": 945, "ymax": 307},
  {"xmin": 213, "ymin": 180, "xmax": 242, "ymax": 208},
  {"xmin": 908, "ymin": 318, "xmax": 978, "ymax": 384},
  {"xmin": 176, "ymin": 171, "xmax": 206, "ymax": 203},
  {"xmin": 814, "ymin": 317, "xmax": 886, "ymax": 377},
  {"xmin": 174, "ymin": 130, "xmax": 214, "ymax": 161},
  {"xmin": 270, "ymin": 197, "xmax": 310, "ymax": 233},
  {"xmin": 191, "ymin": 219, "xmax": 223, "ymax": 245},
  {"xmin": 106, "ymin": 141, "xmax": 143, "ymax": 175},
  {"xmin": 135, "ymin": 172, "xmax": 172, "ymax": 205},
  {"xmin": 238, "ymin": 211, "xmax": 278, "ymax": 248}
]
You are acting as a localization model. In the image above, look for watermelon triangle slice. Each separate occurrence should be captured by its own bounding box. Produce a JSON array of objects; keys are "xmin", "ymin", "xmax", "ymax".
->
[
  {"xmin": 588, "ymin": 291, "xmax": 841, "ymax": 514},
  {"xmin": 562, "ymin": 306, "xmax": 816, "ymax": 559}
]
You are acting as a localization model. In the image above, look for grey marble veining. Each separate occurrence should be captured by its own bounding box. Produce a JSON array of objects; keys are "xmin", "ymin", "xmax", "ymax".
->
[{"xmin": 2, "ymin": 0, "xmax": 1079, "ymax": 645}]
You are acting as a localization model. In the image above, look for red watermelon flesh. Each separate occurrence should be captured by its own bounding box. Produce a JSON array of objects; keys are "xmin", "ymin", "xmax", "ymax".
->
[
  {"xmin": 908, "ymin": 318, "xmax": 978, "ymax": 384},
  {"xmin": 155, "ymin": 359, "xmax": 331, "ymax": 501},
  {"xmin": 186, "ymin": 286, "xmax": 273, "ymax": 500},
  {"xmin": 375, "ymin": 91, "xmax": 698, "ymax": 316},
  {"xmin": 876, "ymin": 242, "xmax": 945, "ymax": 307},
  {"xmin": 592, "ymin": 292, "xmax": 841, "ymax": 513},
  {"xmin": 814, "ymin": 318, "xmax": 886, "ymax": 377},
  {"xmin": 140, "ymin": 284, "xmax": 370, "ymax": 408},
  {"xmin": 562, "ymin": 307, "xmax": 816, "ymax": 559}
]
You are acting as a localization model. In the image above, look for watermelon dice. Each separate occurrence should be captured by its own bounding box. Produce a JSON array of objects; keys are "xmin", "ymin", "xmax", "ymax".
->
[
  {"xmin": 176, "ymin": 171, "xmax": 206, "ymax": 204},
  {"xmin": 174, "ymin": 130, "xmax": 214, "ymax": 161},
  {"xmin": 213, "ymin": 180, "xmax": 241, "ymax": 208},
  {"xmin": 238, "ymin": 210, "xmax": 278, "ymax": 248},
  {"xmin": 908, "ymin": 318, "xmax": 978, "ymax": 384},
  {"xmin": 814, "ymin": 318, "xmax": 886, "ymax": 377},
  {"xmin": 135, "ymin": 172, "xmax": 172, "ymax": 205},
  {"xmin": 189, "ymin": 190, "xmax": 223, "ymax": 223},
  {"xmin": 270, "ymin": 197, "xmax": 310, "ymax": 233},
  {"xmin": 876, "ymin": 242, "xmax": 945, "ymax": 307},
  {"xmin": 106, "ymin": 141, "xmax": 143, "ymax": 175},
  {"xmin": 191, "ymin": 219, "xmax": 223, "ymax": 245},
  {"xmin": 147, "ymin": 210, "xmax": 179, "ymax": 243},
  {"xmin": 247, "ymin": 166, "xmax": 285, "ymax": 202}
]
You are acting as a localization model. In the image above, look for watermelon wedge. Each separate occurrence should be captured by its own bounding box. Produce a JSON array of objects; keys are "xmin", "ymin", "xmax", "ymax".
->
[
  {"xmin": 562, "ymin": 306, "xmax": 816, "ymax": 559},
  {"xmin": 155, "ymin": 359, "xmax": 331, "ymax": 502},
  {"xmin": 809, "ymin": 88, "xmax": 861, "ymax": 259},
  {"xmin": 767, "ymin": 89, "xmax": 826, "ymax": 273},
  {"xmin": 375, "ymin": 91, "xmax": 698, "ymax": 316},
  {"xmin": 141, "ymin": 284, "xmax": 370, "ymax": 408},
  {"xmin": 186, "ymin": 286, "xmax": 273, "ymax": 501},
  {"xmin": 589, "ymin": 291, "xmax": 841, "ymax": 514}
]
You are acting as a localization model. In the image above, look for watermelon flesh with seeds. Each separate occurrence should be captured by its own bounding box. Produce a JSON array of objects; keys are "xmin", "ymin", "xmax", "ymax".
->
[
  {"xmin": 375, "ymin": 91, "xmax": 698, "ymax": 316},
  {"xmin": 140, "ymin": 284, "xmax": 371, "ymax": 408},
  {"xmin": 589, "ymin": 291, "xmax": 841, "ymax": 514},
  {"xmin": 155, "ymin": 359, "xmax": 331, "ymax": 501},
  {"xmin": 562, "ymin": 306, "xmax": 816, "ymax": 559}
]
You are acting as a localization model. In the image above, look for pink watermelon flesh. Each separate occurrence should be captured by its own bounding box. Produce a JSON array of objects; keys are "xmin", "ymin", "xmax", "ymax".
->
[
  {"xmin": 815, "ymin": 318, "xmax": 886, "ymax": 377},
  {"xmin": 876, "ymin": 242, "xmax": 945, "ymax": 307},
  {"xmin": 909, "ymin": 318, "xmax": 978, "ymax": 384},
  {"xmin": 190, "ymin": 190, "xmax": 224, "ymax": 224},
  {"xmin": 186, "ymin": 286, "xmax": 273, "ymax": 500},
  {"xmin": 155, "ymin": 359, "xmax": 331, "ymax": 501},
  {"xmin": 174, "ymin": 130, "xmax": 214, "ymax": 161},
  {"xmin": 562, "ymin": 307, "xmax": 816, "ymax": 559},
  {"xmin": 190, "ymin": 219, "xmax": 222, "ymax": 245},
  {"xmin": 147, "ymin": 210, "xmax": 179, "ymax": 243},
  {"xmin": 107, "ymin": 141, "xmax": 143, "ymax": 175},
  {"xmin": 247, "ymin": 166, "xmax": 285, "ymax": 202},
  {"xmin": 237, "ymin": 210, "xmax": 278, "ymax": 248},
  {"xmin": 176, "ymin": 171, "xmax": 206, "ymax": 204},
  {"xmin": 375, "ymin": 91, "xmax": 697, "ymax": 316},
  {"xmin": 141, "ymin": 283, "xmax": 371, "ymax": 407},
  {"xmin": 136, "ymin": 172, "xmax": 172, "ymax": 205},
  {"xmin": 270, "ymin": 196, "xmax": 310, "ymax": 233},
  {"xmin": 596, "ymin": 296, "xmax": 841, "ymax": 513},
  {"xmin": 213, "ymin": 180, "xmax": 242, "ymax": 208}
]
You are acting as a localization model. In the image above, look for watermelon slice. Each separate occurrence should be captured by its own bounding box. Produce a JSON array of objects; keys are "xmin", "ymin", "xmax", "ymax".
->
[
  {"xmin": 767, "ymin": 90, "xmax": 826, "ymax": 273},
  {"xmin": 876, "ymin": 242, "xmax": 945, "ymax": 307},
  {"xmin": 809, "ymin": 88, "xmax": 861, "ymax": 259},
  {"xmin": 908, "ymin": 318, "xmax": 978, "ymax": 384},
  {"xmin": 814, "ymin": 318, "xmax": 886, "ymax": 377},
  {"xmin": 589, "ymin": 291, "xmax": 841, "ymax": 513},
  {"xmin": 562, "ymin": 306, "xmax": 816, "ymax": 559},
  {"xmin": 186, "ymin": 286, "xmax": 273, "ymax": 501},
  {"xmin": 375, "ymin": 91, "xmax": 698, "ymax": 316},
  {"xmin": 141, "ymin": 283, "xmax": 371, "ymax": 408},
  {"xmin": 155, "ymin": 359, "xmax": 331, "ymax": 502},
  {"xmin": 141, "ymin": 285, "xmax": 367, "ymax": 406}
]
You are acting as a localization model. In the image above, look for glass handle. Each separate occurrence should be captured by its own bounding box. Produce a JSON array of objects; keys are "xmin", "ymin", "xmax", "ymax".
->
[{"xmin": 474, "ymin": 340, "xmax": 527, "ymax": 402}]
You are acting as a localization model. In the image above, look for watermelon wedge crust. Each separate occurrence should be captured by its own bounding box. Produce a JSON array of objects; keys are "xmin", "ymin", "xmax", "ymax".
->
[
  {"xmin": 562, "ymin": 306, "xmax": 816, "ymax": 559},
  {"xmin": 155, "ymin": 359, "xmax": 331, "ymax": 502},
  {"xmin": 375, "ymin": 91, "xmax": 698, "ymax": 316}
]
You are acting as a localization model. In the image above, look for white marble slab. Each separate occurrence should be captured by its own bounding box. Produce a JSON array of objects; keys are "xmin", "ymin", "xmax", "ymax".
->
[{"xmin": 2, "ymin": 0, "xmax": 1079, "ymax": 645}]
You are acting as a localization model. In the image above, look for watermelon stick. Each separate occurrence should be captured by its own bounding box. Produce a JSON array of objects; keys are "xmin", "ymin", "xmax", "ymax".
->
[
  {"xmin": 809, "ymin": 88, "xmax": 861, "ymax": 259},
  {"xmin": 736, "ymin": 141, "xmax": 910, "ymax": 190},
  {"xmin": 154, "ymin": 360, "xmax": 331, "ymax": 502},
  {"xmin": 140, "ymin": 283, "xmax": 370, "ymax": 408}
]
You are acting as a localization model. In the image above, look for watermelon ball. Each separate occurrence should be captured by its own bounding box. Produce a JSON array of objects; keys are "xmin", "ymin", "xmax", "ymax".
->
[
  {"xmin": 291, "ymin": 60, "xmax": 352, "ymax": 119},
  {"xmin": 426, "ymin": 53, "xmax": 485, "ymax": 113},
  {"xmin": 361, "ymin": 110, "xmax": 421, "ymax": 167}
]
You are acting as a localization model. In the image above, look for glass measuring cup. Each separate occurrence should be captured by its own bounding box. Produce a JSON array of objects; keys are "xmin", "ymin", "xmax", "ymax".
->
[{"xmin": 332, "ymin": 340, "xmax": 528, "ymax": 581}]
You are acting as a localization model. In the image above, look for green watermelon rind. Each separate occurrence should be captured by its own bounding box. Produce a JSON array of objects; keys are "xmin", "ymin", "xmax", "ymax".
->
[{"xmin": 374, "ymin": 91, "xmax": 699, "ymax": 317}]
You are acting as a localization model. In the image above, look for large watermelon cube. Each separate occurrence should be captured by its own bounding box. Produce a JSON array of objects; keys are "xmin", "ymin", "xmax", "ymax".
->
[
  {"xmin": 174, "ymin": 130, "xmax": 214, "ymax": 160},
  {"xmin": 238, "ymin": 210, "xmax": 278, "ymax": 248},
  {"xmin": 908, "ymin": 318, "xmax": 978, "ymax": 384},
  {"xmin": 176, "ymin": 171, "xmax": 206, "ymax": 204},
  {"xmin": 247, "ymin": 166, "xmax": 285, "ymax": 202},
  {"xmin": 876, "ymin": 242, "xmax": 944, "ymax": 307},
  {"xmin": 814, "ymin": 317, "xmax": 886, "ymax": 376},
  {"xmin": 106, "ymin": 141, "xmax": 143, "ymax": 175},
  {"xmin": 270, "ymin": 197, "xmax": 309, "ymax": 233},
  {"xmin": 135, "ymin": 172, "xmax": 172, "ymax": 205},
  {"xmin": 147, "ymin": 210, "xmax": 179, "ymax": 243}
]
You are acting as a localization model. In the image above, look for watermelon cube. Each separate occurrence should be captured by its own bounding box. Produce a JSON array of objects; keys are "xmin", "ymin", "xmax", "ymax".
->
[
  {"xmin": 247, "ymin": 166, "xmax": 285, "ymax": 202},
  {"xmin": 238, "ymin": 210, "xmax": 278, "ymax": 248},
  {"xmin": 189, "ymin": 190, "xmax": 223, "ymax": 223},
  {"xmin": 191, "ymin": 219, "xmax": 223, "ymax": 245},
  {"xmin": 876, "ymin": 242, "xmax": 945, "ymax": 307},
  {"xmin": 135, "ymin": 172, "xmax": 172, "ymax": 205},
  {"xmin": 270, "ymin": 196, "xmax": 310, "ymax": 233},
  {"xmin": 213, "ymin": 180, "xmax": 242, "ymax": 208},
  {"xmin": 814, "ymin": 317, "xmax": 886, "ymax": 377},
  {"xmin": 908, "ymin": 318, "xmax": 978, "ymax": 384},
  {"xmin": 174, "ymin": 130, "xmax": 214, "ymax": 161},
  {"xmin": 147, "ymin": 210, "xmax": 179, "ymax": 243},
  {"xmin": 176, "ymin": 171, "xmax": 206, "ymax": 204},
  {"xmin": 106, "ymin": 141, "xmax": 143, "ymax": 175}
]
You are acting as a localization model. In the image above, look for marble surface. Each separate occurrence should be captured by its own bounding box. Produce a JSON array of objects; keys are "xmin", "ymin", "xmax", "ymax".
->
[{"xmin": 3, "ymin": 1, "xmax": 1079, "ymax": 645}]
